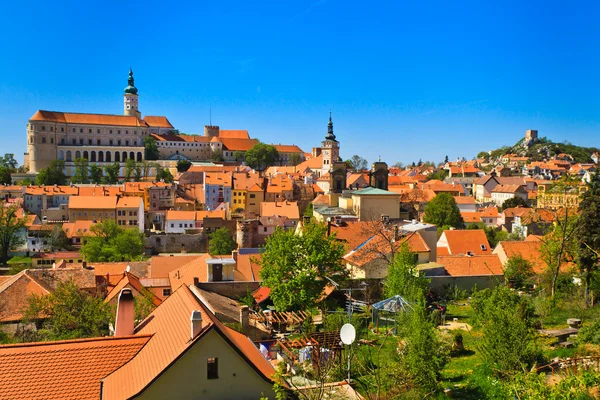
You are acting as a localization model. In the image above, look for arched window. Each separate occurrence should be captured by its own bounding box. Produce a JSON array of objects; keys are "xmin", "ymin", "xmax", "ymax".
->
[
  {"xmin": 105, "ymin": 151, "xmax": 111, "ymax": 162},
  {"xmin": 83, "ymin": 151, "xmax": 89, "ymax": 160},
  {"xmin": 90, "ymin": 151, "xmax": 96, "ymax": 162},
  {"xmin": 98, "ymin": 151, "xmax": 104, "ymax": 162},
  {"xmin": 122, "ymin": 151, "xmax": 127, "ymax": 161},
  {"xmin": 65, "ymin": 151, "xmax": 72, "ymax": 162},
  {"xmin": 57, "ymin": 150, "xmax": 64, "ymax": 161},
  {"xmin": 75, "ymin": 151, "xmax": 81, "ymax": 160},
  {"xmin": 115, "ymin": 152, "xmax": 120, "ymax": 162},
  {"xmin": 136, "ymin": 152, "xmax": 142, "ymax": 162},
  {"xmin": 129, "ymin": 151, "xmax": 135, "ymax": 160}
]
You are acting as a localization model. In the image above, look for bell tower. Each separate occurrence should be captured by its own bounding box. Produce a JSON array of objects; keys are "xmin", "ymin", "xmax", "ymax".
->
[
  {"xmin": 124, "ymin": 68, "xmax": 140, "ymax": 118},
  {"xmin": 321, "ymin": 112, "xmax": 340, "ymax": 177}
]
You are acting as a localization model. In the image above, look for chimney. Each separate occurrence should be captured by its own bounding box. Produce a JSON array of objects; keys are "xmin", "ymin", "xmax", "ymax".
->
[
  {"xmin": 114, "ymin": 288, "xmax": 135, "ymax": 337},
  {"xmin": 240, "ymin": 305, "xmax": 249, "ymax": 332},
  {"xmin": 191, "ymin": 310, "xmax": 203, "ymax": 340}
]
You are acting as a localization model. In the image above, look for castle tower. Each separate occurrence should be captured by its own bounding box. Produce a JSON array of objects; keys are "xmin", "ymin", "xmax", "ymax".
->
[
  {"xmin": 321, "ymin": 112, "xmax": 340, "ymax": 177},
  {"xmin": 123, "ymin": 68, "xmax": 140, "ymax": 118},
  {"xmin": 370, "ymin": 159, "xmax": 389, "ymax": 190}
]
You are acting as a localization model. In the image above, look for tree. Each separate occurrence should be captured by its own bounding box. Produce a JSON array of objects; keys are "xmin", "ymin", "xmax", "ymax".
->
[
  {"xmin": 259, "ymin": 222, "xmax": 346, "ymax": 311},
  {"xmin": 81, "ymin": 220, "xmax": 144, "ymax": 262},
  {"xmin": 177, "ymin": 159, "xmax": 192, "ymax": 172},
  {"xmin": 103, "ymin": 162, "xmax": 120, "ymax": 184},
  {"xmin": 124, "ymin": 159, "xmax": 136, "ymax": 181},
  {"xmin": 141, "ymin": 161, "xmax": 154, "ymax": 180},
  {"xmin": 72, "ymin": 158, "xmax": 89, "ymax": 184},
  {"xmin": 392, "ymin": 162, "xmax": 404, "ymax": 169},
  {"xmin": 444, "ymin": 155, "xmax": 449, "ymax": 164},
  {"xmin": 384, "ymin": 242, "xmax": 429, "ymax": 302},
  {"xmin": 89, "ymin": 164, "xmax": 103, "ymax": 184},
  {"xmin": 143, "ymin": 136, "xmax": 160, "ymax": 160},
  {"xmin": 575, "ymin": 173, "xmax": 600, "ymax": 306},
  {"xmin": 208, "ymin": 227, "xmax": 237, "ymax": 255},
  {"xmin": 0, "ymin": 153, "xmax": 18, "ymax": 170},
  {"xmin": 233, "ymin": 151, "xmax": 245, "ymax": 163},
  {"xmin": 133, "ymin": 162, "xmax": 143, "ymax": 182},
  {"xmin": 156, "ymin": 167, "xmax": 173, "ymax": 183},
  {"xmin": 289, "ymin": 153, "xmax": 302, "ymax": 166},
  {"xmin": 504, "ymin": 255, "xmax": 535, "ymax": 289},
  {"xmin": 428, "ymin": 169, "xmax": 449, "ymax": 181},
  {"xmin": 346, "ymin": 155, "xmax": 368, "ymax": 172},
  {"xmin": 501, "ymin": 196, "xmax": 528, "ymax": 211},
  {"xmin": 0, "ymin": 166, "xmax": 11, "ymax": 185},
  {"xmin": 244, "ymin": 142, "xmax": 279, "ymax": 172},
  {"xmin": 0, "ymin": 204, "xmax": 26, "ymax": 264},
  {"xmin": 423, "ymin": 193, "xmax": 464, "ymax": 229},
  {"xmin": 36, "ymin": 160, "xmax": 67, "ymax": 186},
  {"xmin": 472, "ymin": 286, "xmax": 538, "ymax": 374},
  {"xmin": 46, "ymin": 224, "xmax": 72, "ymax": 252},
  {"xmin": 24, "ymin": 280, "xmax": 112, "ymax": 340},
  {"xmin": 210, "ymin": 149, "xmax": 224, "ymax": 162}
]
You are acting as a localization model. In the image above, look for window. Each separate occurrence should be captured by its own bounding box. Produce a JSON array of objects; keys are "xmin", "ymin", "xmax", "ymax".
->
[
  {"xmin": 88, "ymin": 129, "xmax": 92, "ymax": 133},
  {"xmin": 110, "ymin": 129, "xmax": 113, "ymax": 134},
  {"xmin": 80, "ymin": 128, "xmax": 83, "ymax": 133},
  {"xmin": 50, "ymin": 138, "xmax": 54, "ymax": 144},
  {"xmin": 73, "ymin": 128, "xmax": 76, "ymax": 133},
  {"xmin": 163, "ymin": 288, "xmax": 171, "ymax": 297},
  {"xmin": 171, "ymin": 223, "xmax": 174, "ymax": 227},
  {"xmin": 88, "ymin": 139, "xmax": 92, "ymax": 145},
  {"xmin": 207, "ymin": 358, "xmax": 218, "ymax": 379},
  {"xmin": 97, "ymin": 129, "xmax": 100, "ymax": 133},
  {"xmin": 42, "ymin": 126, "xmax": 46, "ymax": 131},
  {"xmin": 118, "ymin": 130, "xmax": 121, "ymax": 134},
  {"xmin": 42, "ymin": 137, "xmax": 46, "ymax": 144},
  {"xmin": 250, "ymin": 194, "xmax": 256, "ymax": 199},
  {"xmin": 61, "ymin": 127, "xmax": 64, "ymax": 132},
  {"xmin": 80, "ymin": 139, "xmax": 84, "ymax": 145}
]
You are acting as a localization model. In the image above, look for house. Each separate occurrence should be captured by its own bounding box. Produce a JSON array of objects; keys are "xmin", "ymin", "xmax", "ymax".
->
[
  {"xmin": 490, "ymin": 185, "xmax": 528, "ymax": 207},
  {"xmin": 68, "ymin": 196, "xmax": 118, "ymax": 223},
  {"xmin": 493, "ymin": 240, "xmax": 547, "ymax": 273},
  {"xmin": 260, "ymin": 201, "xmax": 300, "ymax": 228},
  {"xmin": 116, "ymin": 196, "xmax": 144, "ymax": 231},
  {"xmin": 0, "ymin": 285, "xmax": 280, "ymax": 400},
  {"xmin": 460, "ymin": 206, "xmax": 499, "ymax": 228},
  {"xmin": 437, "ymin": 229, "xmax": 491, "ymax": 257},
  {"xmin": 453, "ymin": 196, "xmax": 477, "ymax": 213},
  {"xmin": 62, "ymin": 220, "xmax": 96, "ymax": 247},
  {"xmin": 204, "ymin": 172, "xmax": 232, "ymax": 211},
  {"xmin": 436, "ymin": 254, "xmax": 504, "ymax": 276},
  {"xmin": 165, "ymin": 210, "xmax": 196, "ymax": 233},
  {"xmin": 32, "ymin": 251, "xmax": 83, "ymax": 267},
  {"xmin": 350, "ymin": 187, "xmax": 400, "ymax": 221}
]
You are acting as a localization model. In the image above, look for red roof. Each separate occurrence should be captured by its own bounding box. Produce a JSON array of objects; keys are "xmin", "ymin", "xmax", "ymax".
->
[
  {"xmin": 29, "ymin": 110, "xmax": 148, "ymax": 127},
  {"xmin": 143, "ymin": 116, "xmax": 174, "ymax": 128},
  {"xmin": 437, "ymin": 255, "xmax": 504, "ymax": 276}
]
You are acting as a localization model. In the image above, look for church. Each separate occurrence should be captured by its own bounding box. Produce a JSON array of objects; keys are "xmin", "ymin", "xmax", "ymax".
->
[{"xmin": 24, "ymin": 69, "xmax": 174, "ymax": 176}]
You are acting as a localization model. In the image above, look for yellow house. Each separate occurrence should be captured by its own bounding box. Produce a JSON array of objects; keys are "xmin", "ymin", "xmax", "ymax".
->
[
  {"xmin": 232, "ymin": 171, "xmax": 262, "ymax": 214},
  {"xmin": 68, "ymin": 196, "xmax": 117, "ymax": 222}
]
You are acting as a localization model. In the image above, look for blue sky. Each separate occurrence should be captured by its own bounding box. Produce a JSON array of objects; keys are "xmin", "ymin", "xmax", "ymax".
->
[{"xmin": 1, "ymin": 1, "xmax": 599, "ymax": 166}]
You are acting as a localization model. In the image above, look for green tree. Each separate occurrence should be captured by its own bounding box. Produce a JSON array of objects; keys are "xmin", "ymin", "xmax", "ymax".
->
[
  {"xmin": 24, "ymin": 280, "xmax": 112, "ymax": 340},
  {"xmin": 135, "ymin": 287, "xmax": 157, "ymax": 323},
  {"xmin": 233, "ymin": 151, "xmax": 245, "ymax": 163},
  {"xmin": 428, "ymin": 169, "xmax": 449, "ymax": 181},
  {"xmin": 81, "ymin": 220, "xmax": 144, "ymax": 262},
  {"xmin": 402, "ymin": 301, "xmax": 449, "ymax": 393},
  {"xmin": 244, "ymin": 142, "xmax": 279, "ymax": 172},
  {"xmin": 472, "ymin": 286, "xmax": 538, "ymax": 374},
  {"xmin": 0, "ymin": 204, "xmax": 26, "ymax": 264},
  {"xmin": 210, "ymin": 149, "xmax": 224, "ymax": 162},
  {"xmin": 133, "ymin": 162, "xmax": 143, "ymax": 181},
  {"xmin": 0, "ymin": 166, "xmax": 11, "ymax": 185},
  {"xmin": 259, "ymin": 222, "xmax": 346, "ymax": 311},
  {"xmin": 423, "ymin": 193, "xmax": 464, "ymax": 229},
  {"xmin": 72, "ymin": 158, "xmax": 89, "ymax": 184},
  {"xmin": 208, "ymin": 227, "xmax": 237, "ymax": 255},
  {"xmin": 46, "ymin": 224, "xmax": 72, "ymax": 252},
  {"xmin": 103, "ymin": 162, "xmax": 120, "ymax": 184},
  {"xmin": 501, "ymin": 196, "xmax": 528, "ymax": 211},
  {"xmin": 575, "ymin": 173, "xmax": 600, "ymax": 306},
  {"xmin": 289, "ymin": 153, "xmax": 302, "ymax": 166},
  {"xmin": 177, "ymin": 159, "xmax": 192, "ymax": 172},
  {"xmin": 384, "ymin": 242, "xmax": 429, "ymax": 302},
  {"xmin": 156, "ymin": 167, "xmax": 173, "ymax": 183},
  {"xmin": 89, "ymin": 164, "xmax": 103, "ymax": 184},
  {"xmin": 124, "ymin": 159, "xmax": 137, "ymax": 181},
  {"xmin": 0, "ymin": 153, "xmax": 18, "ymax": 170},
  {"xmin": 476, "ymin": 151, "xmax": 490, "ymax": 161},
  {"xmin": 346, "ymin": 155, "xmax": 368, "ymax": 172},
  {"xmin": 504, "ymin": 255, "xmax": 535, "ymax": 289},
  {"xmin": 36, "ymin": 160, "xmax": 67, "ymax": 186},
  {"xmin": 143, "ymin": 136, "xmax": 160, "ymax": 160}
]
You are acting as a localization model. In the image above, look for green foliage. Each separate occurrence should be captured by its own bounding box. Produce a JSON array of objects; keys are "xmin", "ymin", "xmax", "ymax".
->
[
  {"xmin": 575, "ymin": 173, "xmax": 600, "ymax": 305},
  {"xmin": 383, "ymin": 242, "xmax": 429, "ymax": 302},
  {"xmin": 81, "ymin": 220, "xmax": 144, "ymax": 262},
  {"xmin": 0, "ymin": 204, "xmax": 26, "ymax": 264},
  {"xmin": 135, "ymin": 287, "xmax": 157, "ymax": 323},
  {"xmin": 24, "ymin": 280, "xmax": 112, "ymax": 340},
  {"xmin": 176, "ymin": 159, "xmax": 192, "ymax": 172},
  {"xmin": 0, "ymin": 166, "xmax": 11, "ymax": 185},
  {"xmin": 208, "ymin": 227, "xmax": 236, "ymax": 255},
  {"xmin": 476, "ymin": 151, "xmax": 490, "ymax": 160},
  {"xmin": 72, "ymin": 158, "xmax": 89, "ymax": 184},
  {"xmin": 401, "ymin": 301, "xmax": 450, "ymax": 393},
  {"xmin": 36, "ymin": 160, "xmax": 67, "ymax": 186},
  {"xmin": 289, "ymin": 153, "xmax": 302, "ymax": 166},
  {"xmin": 210, "ymin": 148, "xmax": 224, "ymax": 162},
  {"xmin": 428, "ymin": 168, "xmax": 449, "ymax": 181},
  {"xmin": 259, "ymin": 222, "xmax": 347, "ymax": 311},
  {"xmin": 103, "ymin": 162, "xmax": 120, "ymax": 184},
  {"xmin": 124, "ymin": 159, "xmax": 136, "ymax": 181},
  {"xmin": 244, "ymin": 142, "xmax": 279, "ymax": 172},
  {"xmin": 500, "ymin": 196, "xmax": 528, "ymax": 211},
  {"xmin": 472, "ymin": 286, "xmax": 539, "ymax": 374},
  {"xmin": 423, "ymin": 192, "xmax": 464, "ymax": 229},
  {"xmin": 499, "ymin": 370, "xmax": 600, "ymax": 399},
  {"xmin": 346, "ymin": 155, "xmax": 368, "ymax": 172},
  {"xmin": 156, "ymin": 167, "xmax": 173, "ymax": 183},
  {"xmin": 89, "ymin": 164, "xmax": 103, "ymax": 184},
  {"xmin": 0, "ymin": 153, "xmax": 18, "ymax": 170},
  {"xmin": 233, "ymin": 150, "xmax": 245, "ymax": 162},
  {"xmin": 504, "ymin": 255, "xmax": 535, "ymax": 289},
  {"xmin": 239, "ymin": 287, "xmax": 255, "ymax": 308},
  {"xmin": 45, "ymin": 224, "xmax": 72, "ymax": 252},
  {"xmin": 303, "ymin": 202, "xmax": 313, "ymax": 217},
  {"xmin": 143, "ymin": 136, "xmax": 160, "ymax": 160}
]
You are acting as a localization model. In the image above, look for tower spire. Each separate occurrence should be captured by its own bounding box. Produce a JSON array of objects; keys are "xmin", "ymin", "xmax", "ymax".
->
[
  {"xmin": 325, "ymin": 111, "xmax": 336, "ymax": 141},
  {"xmin": 124, "ymin": 68, "xmax": 138, "ymax": 95}
]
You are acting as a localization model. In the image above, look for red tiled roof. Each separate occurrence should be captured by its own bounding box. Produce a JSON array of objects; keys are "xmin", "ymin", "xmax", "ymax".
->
[
  {"xmin": 219, "ymin": 130, "xmax": 250, "ymax": 139},
  {"xmin": 437, "ymin": 254, "xmax": 504, "ymax": 276},
  {"xmin": 143, "ymin": 116, "xmax": 173, "ymax": 128},
  {"xmin": 30, "ymin": 110, "xmax": 148, "ymax": 127},
  {"xmin": 68, "ymin": 196, "xmax": 117, "ymax": 210},
  {"xmin": 104, "ymin": 272, "xmax": 162, "ymax": 307},
  {"xmin": 219, "ymin": 138, "xmax": 260, "ymax": 151},
  {"xmin": 252, "ymin": 286, "xmax": 271, "ymax": 303},
  {"xmin": 438, "ymin": 229, "xmax": 491, "ymax": 256},
  {"xmin": 260, "ymin": 201, "xmax": 300, "ymax": 220},
  {"xmin": 272, "ymin": 144, "xmax": 304, "ymax": 153},
  {"xmin": 150, "ymin": 255, "xmax": 208, "ymax": 279},
  {"xmin": 0, "ymin": 335, "xmax": 151, "ymax": 400}
]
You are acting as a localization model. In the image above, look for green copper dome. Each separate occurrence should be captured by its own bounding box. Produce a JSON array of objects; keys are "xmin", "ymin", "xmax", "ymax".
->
[{"xmin": 124, "ymin": 68, "xmax": 138, "ymax": 95}]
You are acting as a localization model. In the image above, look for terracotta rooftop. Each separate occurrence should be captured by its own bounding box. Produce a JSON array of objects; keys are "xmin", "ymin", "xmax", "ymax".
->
[
  {"xmin": 438, "ymin": 229, "xmax": 492, "ymax": 256},
  {"xmin": 68, "ymin": 196, "xmax": 118, "ymax": 210},
  {"xmin": 116, "ymin": 196, "xmax": 142, "ymax": 208},
  {"xmin": 165, "ymin": 210, "xmax": 196, "ymax": 221},
  {"xmin": 62, "ymin": 220, "xmax": 95, "ymax": 238},
  {"xmin": 219, "ymin": 138, "xmax": 260, "ymax": 151},
  {"xmin": 0, "ymin": 335, "xmax": 151, "ymax": 400},
  {"xmin": 494, "ymin": 240, "xmax": 546, "ymax": 273},
  {"xmin": 260, "ymin": 201, "xmax": 300, "ymax": 220},
  {"xmin": 345, "ymin": 230, "xmax": 430, "ymax": 268},
  {"xmin": 143, "ymin": 116, "xmax": 174, "ymax": 128},
  {"xmin": 437, "ymin": 255, "xmax": 504, "ymax": 276},
  {"xmin": 272, "ymin": 144, "xmax": 304, "ymax": 153},
  {"xmin": 219, "ymin": 129, "xmax": 250, "ymax": 139},
  {"xmin": 104, "ymin": 272, "xmax": 162, "ymax": 307},
  {"xmin": 29, "ymin": 110, "xmax": 148, "ymax": 127},
  {"xmin": 149, "ymin": 255, "xmax": 208, "ymax": 279}
]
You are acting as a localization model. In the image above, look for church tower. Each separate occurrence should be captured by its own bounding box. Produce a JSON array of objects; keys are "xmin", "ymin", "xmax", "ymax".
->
[
  {"xmin": 124, "ymin": 68, "xmax": 140, "ymax": 118},
  {"xmin": 321, "ymin": 112, "xmax": 340, "ymax": 177}
]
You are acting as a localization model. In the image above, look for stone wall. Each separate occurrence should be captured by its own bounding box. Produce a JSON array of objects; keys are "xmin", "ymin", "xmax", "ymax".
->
[{"xmin": 145, "ymin": 233, "xmax": 207, "ymax": 255}]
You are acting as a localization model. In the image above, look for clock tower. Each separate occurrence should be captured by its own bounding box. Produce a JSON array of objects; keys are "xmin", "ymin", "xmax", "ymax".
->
[{"xmin": 321, "ymin": 112, "xmax": 340, "ymax": 177}]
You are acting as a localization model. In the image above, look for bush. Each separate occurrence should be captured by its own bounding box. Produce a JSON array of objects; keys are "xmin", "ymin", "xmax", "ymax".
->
[
  {"xmin": 504, "ymin": 255, "xmax": 535, "ymax": 289},
  {"xmin": 578, "ymin": 318, "xmax": 600, "ymax": 345}
]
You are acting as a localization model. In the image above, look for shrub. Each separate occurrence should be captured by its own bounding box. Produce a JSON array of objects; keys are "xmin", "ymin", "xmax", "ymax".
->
[{"xmin": 578, "ymin": 318, "xmax": 600, "ymax": 345}]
